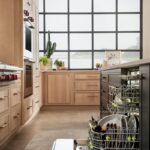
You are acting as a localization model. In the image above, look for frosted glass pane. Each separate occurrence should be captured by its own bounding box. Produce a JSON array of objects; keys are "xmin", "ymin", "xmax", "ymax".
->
[
  {"xmin": 118, "ymin": 0, "xmax": 140, "ymax": 12},
  {"xmin": 121, "ymin": 52, "xmax": 140, "ymax": 63},
  {"xmin": 94, "ymin": 52, "xmax": 105, "ymax": 68},
  {"xmin": 118, "ymin": 14, "xmax": 140, "ymax": 31},
  {"xmin": 94, "ymin": 34, "xmax": 116, "ymax": 50},
  {"xmin": 70, "ymin": 52, "xmax": 92, "ymax": 69},
  {"xmin": 39, "ymin": 15, "xmax": 43, "ymax": 31},
  {"xmin": 45, "ymin": 34, "xmax": 68, "ymax": 50},
  {"xmin": 94, "ymin": 15, "xmax": 116, "ymax": 31},
  {"xmin": 39, "ymin": 0, "xmax": 43, "ymax": 12},
  {"xmin": 70, "ymin": 15, "xmax": 91, "ymax": 31},
  {"xmin": 46, "ymin": 15, "xmax": 67, "ymax": 31},
  {"xmin": 51, "ymin": 52, "xmax": 68, "ymax": 68},
  {"xmin": 45, "ymin": 0, "xmax": 67, "ymax": 12},
  {"xmin": 70, "ymin": 0, "xmax": 91, "ymax": 12},
  {"xmin": 94, "ymin": 0, "xmax": 116, "ymax": 12},
  {"xmin": 118, "ymin": 33, "xmax": 140, "ymax": 49},
  {"xmin": 39, "ymin": 34, "xmax": 44, "ymax": 50},
  {"xmin": 70, "ymin": 34, "xmax": 91, "ymax": 50}
]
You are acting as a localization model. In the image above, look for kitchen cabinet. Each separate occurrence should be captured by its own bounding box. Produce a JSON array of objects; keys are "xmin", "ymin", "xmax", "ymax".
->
[
  {"xmin": 47, "ymin": 73, "xmax": 71, "ymax": 104},
  {"xmin": 42, "ymin": 71, "xmax": 100, "ymax": 106}
]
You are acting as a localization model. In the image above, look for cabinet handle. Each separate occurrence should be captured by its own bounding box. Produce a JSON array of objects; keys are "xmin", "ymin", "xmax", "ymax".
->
[
  {"xmin": 0, "ymin": 123, "xmax": 8, "ymax": 129},
  {"xmin": 35, "ymin": 101, "xmax": 39, "ymax": 103},
  {"xmin": 87, "ymin": 75, "xmax": 98, "ymax": 78},
  {"xmin": 87, "ymin": 84, "xmax": 98, "ymax": 86},
  {"xmin": 88, "ymin": 95, "xmax": 98, "ymax": 98},
  {"xmin": 35, "ymin": 86, "xmax": 39, "ymax": 88},
  {"xmin": 27, "ymin": 106, "xmax": 32, "ymax": 110},
  {"xmin": 13, "ymin": 115, "xmax": 19, "ymax": 119},
  {"xmin": 0, "ymin": 97, "xmax": 5, "ymax": 100},
  {"xmin": 102, "ymin": 90, "xmax": 106, "ymax": 93},
  {"xmin": 13, "ymin": 93, "xmax": 18, "ymax": 96}
]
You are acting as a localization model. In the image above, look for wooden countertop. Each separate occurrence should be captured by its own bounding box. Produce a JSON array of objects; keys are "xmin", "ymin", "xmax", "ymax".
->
[{"xmin": 102, "ymin": 58, "xmax": 150, "ymax": 70}]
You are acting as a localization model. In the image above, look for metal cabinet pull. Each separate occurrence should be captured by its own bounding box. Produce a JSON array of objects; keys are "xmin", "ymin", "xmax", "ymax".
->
[{"xmin": 0, "ymin": 123, "xmax": 8, "ymax": 129}]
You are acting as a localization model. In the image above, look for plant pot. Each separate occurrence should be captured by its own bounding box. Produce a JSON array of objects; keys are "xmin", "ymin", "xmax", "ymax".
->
[
  {"xmin": 40, "ymin": 64, "xmax": 49, "ymax": 71},
  {"xmin": 49, "ymin": 58, "xmax": 53, "ymax": 70}
]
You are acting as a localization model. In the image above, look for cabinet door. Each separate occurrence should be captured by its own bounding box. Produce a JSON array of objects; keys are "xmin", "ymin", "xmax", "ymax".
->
[{"xmin": 47, "ymin": 74, "xmax": 70, "ymax": 104}]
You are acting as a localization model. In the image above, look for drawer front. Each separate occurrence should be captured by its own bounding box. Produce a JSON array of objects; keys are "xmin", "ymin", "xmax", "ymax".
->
[
  {"xmin": 0, "ymin": 115, "xmax": 9, "ymax": 142},
  {"xmin": 10, "ymin": 86, "xmax": 21, "ymax": 107},
  {"xmin": 10, "ymin": 104, "xmax": 21, "ymax": 132},
  {"xmin": 75, "ymin": 73, "xmax": 100, "ymax": 80},
  {"xmin": 75, "ymin": 93, "xmax": 100, "ymax": 105},
  {"xmin": 33, "ymin": 76, "xmax": 40, "ymax": 83},
  {"xmin": 101, "ymin": 73, "xmax": 109, "ymax": 83},
  {"xmin": 109, "ymin": 74, "xmax": 121, "ymax": 86},
  {"xmin": 0, "ymin": 88, "xmax": 9, "ymax": 114},
  {"xmin": 33, "ymin": 97, "xmax": 40, "ymax": 113},
  {"xmin": 33, "ymin": 82, "xmax": 40, "ymax": 98},
  {"xmin": 75, "ymin": 81, "xmax": 100, "ymax": 91},
  {"xmin": 23, "ymin": 98, "xmax": 33, "ymax": 123}
]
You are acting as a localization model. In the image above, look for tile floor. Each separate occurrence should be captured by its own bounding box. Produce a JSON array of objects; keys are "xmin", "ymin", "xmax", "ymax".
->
[{"xmin": 3, "ymin": 109, "xmax": 99, "ymax": 150}]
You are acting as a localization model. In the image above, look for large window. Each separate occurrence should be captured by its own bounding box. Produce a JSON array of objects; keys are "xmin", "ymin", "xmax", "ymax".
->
[{"xmin": 39, "ymin": 0, "xmax": 142, "ymax": 69}]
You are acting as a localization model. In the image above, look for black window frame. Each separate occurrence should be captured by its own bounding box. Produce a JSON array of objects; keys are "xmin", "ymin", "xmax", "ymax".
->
[{"xmin": 39, "ymin": 0, "xmax": 143, "ymax": 70}]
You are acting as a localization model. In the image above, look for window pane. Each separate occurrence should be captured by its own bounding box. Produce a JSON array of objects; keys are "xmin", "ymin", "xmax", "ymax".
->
[
  {"xmin": 45, "ymin": 0, "xmax": 67, "ymax": 12},
  {"xmin": 121, "ymin": 52, "xmax": 140, "ymax": 63},
  {"xmin": 39, "ymin": 0, "xmax": 43, "ymax": 12},
  {"xmin": 46, "ymin": 15, "xmax": 67, "ymax": 31},
  {"xmin": 70, "ymin": 15, "xmax": 91, "ymax": 31},
  {"xmin": 51, "ymin": 52, "xmax": 68, "ymax": 68},
  {"xmin": 94, "ymin": 0, "xmax": 116, "ymax": 12},
  {"xmin": 70, "ymin": 52, "xmax": 92, "ymax": 69},
  {"xmin": 118, "ymin": 0, "xmax": 140, "ymax": 12},
  {"xmin": 70, "ymin": 0, "xmax": 91, "ymax": 12},
  {"xmin": 70, "ymin": 34, "xmax": 91, "ymax": 50},
  {"xmin": 118, "ymin": 33, "xmax": 140, "ymax": 50},
  {"xmin": 94, "ymin": 52, "xmax": 105, "ymax": 68},
  {"xmin": 94, "ymin": 34, "xmax": 116, "ymax": 50},
  {"xmin": 39, "ymin": 15, "xmax": 44, "ymax": 31},
  {"xmin": 118, "ymin": 14, "xmax": 140, "ymax": 31},
  {"xmin": 45, "ymin": 33, "xmax": 68, "ymax": 50},
  {"xmin": 94, "ymin": 15, "xmax": 116, "ymax": 31},
  {"xmin": 39, "ymin": 34, "xmax": 44, "ymax": 50}
]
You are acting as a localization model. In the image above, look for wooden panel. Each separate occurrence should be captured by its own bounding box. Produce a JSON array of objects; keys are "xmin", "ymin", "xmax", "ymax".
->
[
  {"xmin": 10, "ymin": 85, "xmax": 21, "ymax": 107},
  {"xmin": 47, "ymin": 74, "xmax": 70, "ymax": 104},
  {"xmin": 75, "ymin": 81, "xmax": 100, "ymax": 91},
  {"xmin": 0, "ymin": 88, "xmax": 9, "ymax": 114},
  {"xmin": 33, "ymin": 97, "xmax": 40, "ymax": 113},
  {"xmin": 0, "ymin": 115, "xmax": 9, "ymax": 142},
  {"xmin": 22, "ymin": 97, "xmax": 33, "ymax": 123},
  {"xmin": 75, "ymin": 92, "xmax": 100, "ymax": 105},
  {"xmin": 75, "ymin": 73, "xmax": 100, "ymax": 80},
  {"xmin": 10, "ymin": 104, "xmax": 21, "ymax": 132},
  {"xmin": 0, "ymin": 0, "xmax": 14, "ymax": 64}
]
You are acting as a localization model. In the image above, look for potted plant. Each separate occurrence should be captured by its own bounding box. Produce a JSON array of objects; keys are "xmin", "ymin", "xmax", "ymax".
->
[
  {"xmin": 54, "ymin": 59, "xmax": 65, "ymax": 70},
  {"xmin": 39, "ymin": 56, "xmax": 50, "ymax": 70},
  {"xmin": 45, "ymin": 31, "xmax": 56, "ymax": 69}
]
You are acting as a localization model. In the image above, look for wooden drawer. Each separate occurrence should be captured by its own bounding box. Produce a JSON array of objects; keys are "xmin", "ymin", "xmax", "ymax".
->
[
  {"xmin": 75, "ymin": 92, "xmax": 100, "ymax": 105},
  {"xmin": 75, "ymin": 73, "xmax": 100, "ymax": 80},
  {"xmin": 75, "ymin": 81, "xmax": 100, "ymax": 91},
  {"xmin": 0, "ymin": 88, "xmax": 9, "ymax": 114},
  {"xmin": 33, "ymin": 97, "xmax": 40, "ymax": 113},
  {"xmin": 33, "ymin": 82, "xmax": 40, "ymax": 97},
  {"xmin": 10, "ymin": 104, "xmax": 21, "ymax": 132},
  {"xmin": 23, "ymin": 97, "xmax": 33, "ymax": 123},
  {"xmin": 0, "ymin": 115, "xmax": 9, "ymax": 142},
  {"xmin": 10, "ymin": 86, "xmax": 21, "ymax": 107},
  {"xmin": 33, "ymin": 76, "xmax": 40, "ymax": 83}
]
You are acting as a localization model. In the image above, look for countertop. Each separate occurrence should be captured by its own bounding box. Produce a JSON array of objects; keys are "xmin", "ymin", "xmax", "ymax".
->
[
  {"xmin": 41, "ymin": 70, "xmax": 100, "ymax": 73},
  {"xmin": 102, "ymin": 58, "xmax": 150, "ymax": 70}
]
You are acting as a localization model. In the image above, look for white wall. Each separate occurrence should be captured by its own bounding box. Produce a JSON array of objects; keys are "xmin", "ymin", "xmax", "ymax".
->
[{"xmin": 143, "ymin": 0, "xmax": 150, "ymax": 59}]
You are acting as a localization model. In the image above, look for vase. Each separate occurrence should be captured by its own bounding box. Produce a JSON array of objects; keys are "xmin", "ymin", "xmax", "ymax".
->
[{"xmin": 49, "ymin": 58, "xmax": 53, "ymax": 70}]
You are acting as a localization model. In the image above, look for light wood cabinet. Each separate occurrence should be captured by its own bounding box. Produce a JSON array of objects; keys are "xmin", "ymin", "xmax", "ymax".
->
[
  {"xmin": 10, "ymin": 104, "xmax": 21, "ymax": 132},
  {"xmin": 0, "ymin": 114, "xmax": 9, "ymax": 142},
  {"xmin": 47, "ymin": 73, "xmax": 71, "ymax": 104},
  {"xmin": 42, "ymin": 71, "xmax": 100, "ymax": 106},
  {"xmin": 0, "ymin": 88, "xmax": 9, "ymax": 114},
  {"xmin": 10, "ymin": 85, "xmax": 21, "ymax": 107}
]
